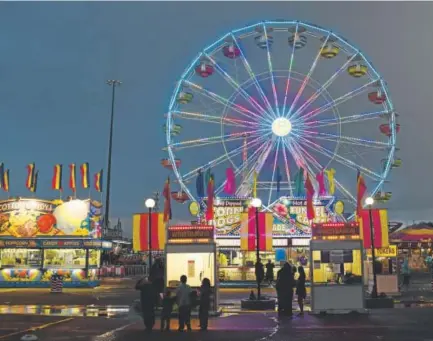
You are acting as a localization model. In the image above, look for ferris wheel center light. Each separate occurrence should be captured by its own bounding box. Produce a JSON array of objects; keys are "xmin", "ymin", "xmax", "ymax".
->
[{"xmin": 272, "ymin": 117, "xmax": 292, "ymax": 137}]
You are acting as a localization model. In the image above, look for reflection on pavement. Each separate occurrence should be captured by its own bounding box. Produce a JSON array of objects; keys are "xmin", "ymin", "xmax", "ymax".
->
[{"xmin": 0, "ymin": 305, "xmax": 130, "ymax": 318}]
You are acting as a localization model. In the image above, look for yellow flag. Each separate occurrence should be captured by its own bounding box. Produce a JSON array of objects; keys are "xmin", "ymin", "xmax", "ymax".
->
[
  {"xmin": 325, "ymin": 168, "xmax": 336, "ymax": 195},
  {"xmin": 252, "ymin": 171, "xmax": 257, "ymax": 197}
]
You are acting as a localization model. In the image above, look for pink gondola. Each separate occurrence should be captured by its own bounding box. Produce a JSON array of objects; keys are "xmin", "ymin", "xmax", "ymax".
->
[
  {"xmin": 161, "ymin": 158, "xmax": 181, "ymax": 170},
  {"xmin": 379, "ymin": 123, "xmax": 400, "ymax": 137},
  {"xmin": 368, "ymin": 90, "xmax": 387, "ymax": 104},
  {"xmin": 223, "ymin": 44, "xmax": 241, "ymax": 59},
  {"xmin": 171, "ymin": 191, "xmax": 189, "ymax": 203},
  {"xmin": 195, "ymin": 61, "xmax": 214, "ymax": 78}
]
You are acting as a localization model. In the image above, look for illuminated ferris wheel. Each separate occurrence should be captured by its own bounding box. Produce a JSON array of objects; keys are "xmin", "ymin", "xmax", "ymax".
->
[{"xmin": 164, "ymin": 20, "xmax": 400, "ymax": 219}]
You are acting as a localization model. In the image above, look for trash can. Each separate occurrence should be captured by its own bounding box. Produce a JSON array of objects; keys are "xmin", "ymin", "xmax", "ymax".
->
[{"xmin": 50, "ymin": 274, "xmax": 63, "ymax": 293}]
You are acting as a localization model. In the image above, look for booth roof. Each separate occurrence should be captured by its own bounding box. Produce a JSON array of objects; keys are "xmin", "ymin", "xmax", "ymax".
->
[{"xmin": 390, "ymin": 223, "xmax": 433, "ymax": 241}]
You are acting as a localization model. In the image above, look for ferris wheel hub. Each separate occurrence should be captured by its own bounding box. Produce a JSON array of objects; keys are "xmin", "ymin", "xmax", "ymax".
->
[{"xmin": 272, "ymin": 117, "xmax": 292, "ymax": 137}]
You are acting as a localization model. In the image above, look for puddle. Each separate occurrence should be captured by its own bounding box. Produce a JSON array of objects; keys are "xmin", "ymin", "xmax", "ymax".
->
[{"xmin": 0, "ymin": 305, "xmax": 130, "ymax": 318}]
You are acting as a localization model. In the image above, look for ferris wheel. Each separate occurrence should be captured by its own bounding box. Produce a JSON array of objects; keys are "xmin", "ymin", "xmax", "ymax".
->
[{"xmin": 164, "ymin": 20, "xmax": 399, "ymax": 220}]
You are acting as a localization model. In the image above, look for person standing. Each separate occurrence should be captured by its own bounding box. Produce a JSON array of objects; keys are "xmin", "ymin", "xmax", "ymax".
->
[
  {"xmin": 160, "ymin": 290, "xmax": 176, "ymax": 331},
  {"xmin": 265, "ymin": 260, "xmax": 275, "ymax": 285},
  {"xmin": 276, "ymin": 263, "xmax": 294, "ymax": 317},
  {"xmin": 199, "ymin": 278, "xmax": 211, "ymax": 331},
  {"xmin": 255, "ymin": 258, "xmax": 265, "ymax": 287},
  {"xmin": 135, "ymin": 276, "xmax": 158, "ymax": 332},
  {"xmin": 176, "ymin": 275, "xmax": 192, "ymax": 332},
  {"xmin": 296, "ymin": 266, "xmax": 306, "ymax": 315},
  {"xmin": 401, "ymin": 257, "xmax": 411, "ymax": 292}
]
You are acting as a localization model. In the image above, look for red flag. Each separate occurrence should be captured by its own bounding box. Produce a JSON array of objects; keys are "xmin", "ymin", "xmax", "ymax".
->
[
  {"xmin": 304, "ymin": 172, "xmax": 315, "ymax": 220},
  {"xmin": 206, "ymin": 175, "xmax": 214, "ymax": 221},
  {"xmin": 359, "ymin": 209, "xmax": 389, "ymax": 248},
  {"xmin": 162, "ymin": 177, "xmax": 172, "ymax": 222},
  {"xmin": 69, "ymin": 164, "xmax": 76, "ymax": 192},
  {"xmin": 240, "ymin": 208, "xmax": 273, "ymax": 251},
  {"xmin": 357, "ymin": 170, "xmax": 367, "ymax": 216}
]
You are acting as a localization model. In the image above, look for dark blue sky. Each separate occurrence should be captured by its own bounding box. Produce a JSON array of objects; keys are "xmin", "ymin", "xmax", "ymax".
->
[{"xmin": 1, "ymin": 2, "xmax": 432, "ymax": 234}]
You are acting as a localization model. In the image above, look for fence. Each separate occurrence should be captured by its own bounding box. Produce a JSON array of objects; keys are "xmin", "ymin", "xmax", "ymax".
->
[{"xmin": 97, "ymin": 265, "xmax": 148, "ymax": 278}]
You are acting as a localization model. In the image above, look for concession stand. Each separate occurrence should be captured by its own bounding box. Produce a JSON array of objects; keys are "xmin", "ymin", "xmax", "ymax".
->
[
  {"xmin": 310, "ymin": 222, "xmax": 365, "ymax": 314},
  {"xmin": 0, "ymin": 198, "xmax": 111, "ymax": 288},
  {"xmin": 165, "ymin": 225, "xmax": 219, "ymax": 313}
]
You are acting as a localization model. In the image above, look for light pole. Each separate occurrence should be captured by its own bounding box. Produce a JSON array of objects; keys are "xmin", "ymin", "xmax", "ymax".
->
[
  {"xmin": 145, "ymin": 198, "xmax": 156, "ymax": 273},
  {"xmin": 251, "ymin": 197, "xmax": 262, "ymax": 299},
  {"xmin": 104, "ymin": 80, "xmax": 122, "ymax": 233},
  {"xmin": 365, "ymin": 196, "xmax": 378, "ymax": 298}
]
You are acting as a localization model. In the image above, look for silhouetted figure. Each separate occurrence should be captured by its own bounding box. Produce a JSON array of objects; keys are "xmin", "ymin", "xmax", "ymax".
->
[
  {"xmin": 176, "ymin": 275, "xmax": 192, "ymax": 332},
  {"xmin": 255, "ymin": 258, "xmax": 265, "ymax": 285},
  {"xmin": 296, "ymin": 266, "xmax": 306, "ymax": 315},
  {"xmin": 199, "ymin": 278, "xmax": 211, "ymax": 331},
  {"xmin": 265, "ymin": 260, "xmax": 275, "ymax": 284},
  {"xmin": 135, "ymin": 276, "xmax": 158, "ymax": 332},
  {"xmin": 160, "ymin": 290, "xmax": 176, "ymax": 331},
  {"xmin": 276, "ymin": 263, "xmax": 295, "ymax": 316}
]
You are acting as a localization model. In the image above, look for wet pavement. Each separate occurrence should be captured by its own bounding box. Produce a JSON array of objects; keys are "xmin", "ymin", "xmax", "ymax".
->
[{"xmin": 2, "ymin": 308, "xmax": 433, "ymax": 341}]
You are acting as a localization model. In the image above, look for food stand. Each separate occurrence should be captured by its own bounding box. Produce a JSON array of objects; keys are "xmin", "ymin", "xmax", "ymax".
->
[
  {"xmin": 0, "ymin": 198, "xmax": 111, "ymax": 288},
  {"xmin": 310, "ymin": 222, "xmax": 365, "ymax": 314},
  {"xmin": 165, "ymin": 225, "xmax": 219, "ymax": 313}
]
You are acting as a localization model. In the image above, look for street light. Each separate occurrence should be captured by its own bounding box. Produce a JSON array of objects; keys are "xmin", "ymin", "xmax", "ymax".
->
[
  {"xmin": 145, "ymin": 198, "xmax": 156, "ymax": 272},
  {"xmin": 365, "ymin": 196, "xmax": 378, "ymax": 298},
  {"xmin": 251, "ymin": 197, "xmax": 262, "ymax": 299}
]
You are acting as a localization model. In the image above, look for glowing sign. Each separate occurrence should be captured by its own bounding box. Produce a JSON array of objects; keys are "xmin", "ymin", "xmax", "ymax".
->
[{"xmin": 211, "ymin": 199, "xmax": 248, "ymax": 236}]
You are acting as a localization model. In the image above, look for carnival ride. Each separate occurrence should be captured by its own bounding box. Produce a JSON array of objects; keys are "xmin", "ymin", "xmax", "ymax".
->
[{"xmin": 163, "ymin": 20, "xmax": 399, "ymax": 221}]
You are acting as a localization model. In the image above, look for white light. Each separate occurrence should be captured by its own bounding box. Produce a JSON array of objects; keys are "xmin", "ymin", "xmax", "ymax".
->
[
  {"xmin": 365, "ymin": 197, "xmax": 374, "ymax": 206},
  {"xmin": 251, "ymin": 198, "xmax": 262, "ymax": 208},
  {"xmin": 272, "ymin": 117, "xmax": 292, "ymax": 137},
  {"xmin": 145, "ymin": 198, "xmax": 156, "ymax": 208}
]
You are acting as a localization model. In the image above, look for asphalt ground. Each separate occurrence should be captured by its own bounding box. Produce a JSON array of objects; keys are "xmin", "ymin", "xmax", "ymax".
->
[{"xmin": 2, "ymin": 308, "xmax": 433, "ymax": 341}]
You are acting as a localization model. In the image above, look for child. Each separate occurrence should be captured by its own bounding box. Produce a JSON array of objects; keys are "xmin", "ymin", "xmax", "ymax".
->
[{"xmin": 160, "ymin": 290, "xmax": 176, "ymax": 331}]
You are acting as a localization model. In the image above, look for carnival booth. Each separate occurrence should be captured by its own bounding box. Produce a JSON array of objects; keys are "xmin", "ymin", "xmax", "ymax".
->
[
  {"xmin": 165, "ymin": 225, "xmax": 219, "ymax": 313},
  {"xmin": 310, "ymin": 222, "xmax": 365, "ymax": 314},
  {"xmin": 0, "ymin": 198, "xmax": 110, "ymax": 288}
]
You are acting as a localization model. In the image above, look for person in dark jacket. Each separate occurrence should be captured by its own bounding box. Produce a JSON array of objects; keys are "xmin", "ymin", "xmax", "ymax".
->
[
  {"xmin": 276, "ymin": 263, "xmax": 295, "ymax": 317},
  {"xmin": 296, "ymin": 266, "xmax": 307, "ymax": 315},
  {"xmin": 160, "ymin": 290, "xmax": 176, "ymax": 331},
  {"xmin": 265, "ymin": 260, "xmax": 275, "ymax": 284},
  {"xmin": 199, "ymin": 278, "xmax": 211, "ymax": 331},
  {"xmin": 255, "ymin": 258, "xmax": 265, "ymax": 285},
  {"xmin": 135, "ymin": 276, "xmax": 158, "ymax": 331}
]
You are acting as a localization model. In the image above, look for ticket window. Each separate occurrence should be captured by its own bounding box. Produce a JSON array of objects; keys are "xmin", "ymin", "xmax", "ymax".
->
[
  {"xmin": 43, "ymin": 249, "xmax": 86, "ymax": 268},
  {"xmin": 312, "ymin": 249, "xmax": 362, "ymax": 284},
  {"xmin": 166, "ymin": 252, "xmax": 215, "ymax": 288},
  {"xmin": 0, "ymin": 249, "xmax": 42, "ymax": 267}
]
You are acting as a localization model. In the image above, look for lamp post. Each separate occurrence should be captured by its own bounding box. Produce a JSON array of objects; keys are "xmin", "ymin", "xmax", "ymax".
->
[
  {"xmin": 145, "ymin": 198, "xmax": 156, "ymax": 273},
  {"xmin": 104, "ymin": 80, "xmax": 122, "ymax": 233},
  {"xmin": 365, "ymin": 196, "xmax": 378, "ymax": 298},
  {"xmin": 251, "ymin": 197, "xmax": 262, "ymax": 299}
]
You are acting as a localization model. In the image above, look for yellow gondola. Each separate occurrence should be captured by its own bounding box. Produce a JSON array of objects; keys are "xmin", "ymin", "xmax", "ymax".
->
[
  {"xmin": 392, "ymin": 158, "xmax": 402, "ymax": 168},
  {"xmin": 176, "ymin": 91, "xmax": 193, "ymax": 104},
  {"xmin": 347, "ymin": 55, "xmax": 368, "ymax": 77},
  {"xmin": 320, "ymin": 37, "xmax": 339, "ymax": 59}
]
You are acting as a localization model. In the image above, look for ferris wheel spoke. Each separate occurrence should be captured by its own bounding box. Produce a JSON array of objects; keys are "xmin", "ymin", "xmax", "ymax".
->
[
  {"xmin": 290, "ymin": 54, "xmax": 357, "ymax": 121},
  {"xmin": 181, "ymin": 133, "xmax": 270, "ymax": 182},
  {"xmin": 301, "ymin": 110, "xmax": 391, "ymax": 129},
  {"xmin": 230, "ymin": 33, "xmax": 277, "ymax": 121},
  {"xmin": 184, "ymin": 80, "xmax": 269, "ymax": 124},
  {"xmin": 262, "ymin": 23, "xmax": 280, "ymax": 117},
  {"xmin": 286, "ymin": 138, "xmax": 319, "ymax": 177},
  {"xmin": 215, "ymin": 138, "xmax": 273, "ymax": 195},
  {"xmin": 286, "ymin": 34, "xmax": 331, "ymax": 119},
  {"xmin": 281, "ymin": 140, "xmax": 294, "ymax": 197},
  {"xmin": 204, "ymin": 53, "xmax": 272, "ymax": 122},
  {"xmin": 296, "ymin": 130, "xmax": 390, "ymax": 149},
  {"xmin": 267, "ymin": 138, "xmax": 281, "ymax": 206},
  {"xmin": 295, "ymin": 134, "xmax": 382, "ymax": 181},
  {"xmin": 170, "ymin": 130, "xmax": 264, "ymax": 151},
  {"xmin": 171, "ymin": 111, "xmax": 257, "ymax": 129},
  {"xmin": 298, "ymin": 79, "xmax": 378, "ymax": 123},
  {"xmin": 281, "ymin": 23, "xmax": 299, "ymax": 118}
]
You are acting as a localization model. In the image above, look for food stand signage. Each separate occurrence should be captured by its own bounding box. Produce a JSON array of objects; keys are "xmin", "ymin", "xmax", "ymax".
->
[
  {"xmin": 168, "ymin": 226, "xmax": 214, "ymax": 240},
  {"xmin": 211, "ymin": 199, "xmax": 248, "ymax": 236},
  {"xmin": 0, "ymin": 239, "xmax": 112, "ymax": 249},
  {"xmin": 312, "ymin": 222, "xmax": 360, "ymax": 239},
  {"xmin": 366, "ymin": 245, "xmax": 397, "ymax": 257}
]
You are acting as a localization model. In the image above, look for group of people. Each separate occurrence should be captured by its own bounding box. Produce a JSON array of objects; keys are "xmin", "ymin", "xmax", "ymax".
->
[
  {"xmin": 136, "ymin": 274, "xmax": 211, "ymax": 332},
  {"xmin": 256, "ymin": 259, "xmax": 306, "ymax": 316}
]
